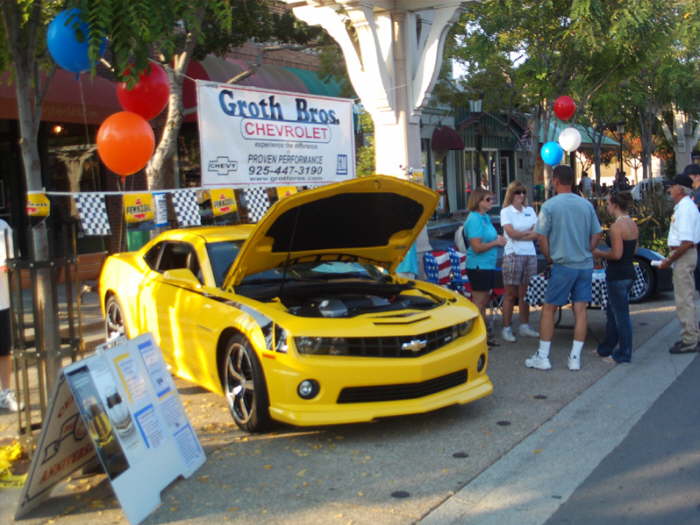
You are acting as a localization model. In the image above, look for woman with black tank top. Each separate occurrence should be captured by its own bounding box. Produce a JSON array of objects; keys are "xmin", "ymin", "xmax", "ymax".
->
[{"xmin": 593, "ymin": 192, "xmax": 638, "ymax": 363}]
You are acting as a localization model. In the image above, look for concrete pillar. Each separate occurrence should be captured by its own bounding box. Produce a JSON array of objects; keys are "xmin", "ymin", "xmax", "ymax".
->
[{"xmin": 282, "ymin": 1, "xmax": 463, "ymax": 178}]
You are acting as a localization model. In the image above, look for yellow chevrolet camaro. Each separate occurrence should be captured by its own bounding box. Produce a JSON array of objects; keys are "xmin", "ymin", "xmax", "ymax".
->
[{"xmin": 99, "ymin": 176, "xmax": 492, "ymax": 432}]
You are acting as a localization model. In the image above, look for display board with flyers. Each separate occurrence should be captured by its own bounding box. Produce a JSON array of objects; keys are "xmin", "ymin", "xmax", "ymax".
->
[{"xmin": 15, "ymin": 334, "xmax": 206, "ymax": 525}]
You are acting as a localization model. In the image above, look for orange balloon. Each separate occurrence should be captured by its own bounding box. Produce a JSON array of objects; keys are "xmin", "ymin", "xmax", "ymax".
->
[{"xmin": 97, "ymin": 111, "xmax": 155, "ymax": 176}]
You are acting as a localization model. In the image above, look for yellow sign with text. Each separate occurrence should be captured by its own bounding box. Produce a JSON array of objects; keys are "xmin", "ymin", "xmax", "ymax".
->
[
  {"xmin": 26, "ymin": 193, "xmax": 50, "ymax": 217},
  {"xmin": 123, "ymin": 193, "xmax": 154, "ymax": 223},
  {"xmin": 276, "ymin": 186, "xmax": 297, "ymax": 199},
  {"xmin": 211, "ymin": 188, "xmax": 238, "ymax": 217}
]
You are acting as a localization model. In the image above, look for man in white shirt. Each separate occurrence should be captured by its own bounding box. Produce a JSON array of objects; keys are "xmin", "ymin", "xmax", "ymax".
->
[
  {"xmin": 659, "ymin": 174, "xmax": 700, "ymax": 353},
  {"xmin": 0, "ymin": 218, "xmax": 18, "ymax": 411}
]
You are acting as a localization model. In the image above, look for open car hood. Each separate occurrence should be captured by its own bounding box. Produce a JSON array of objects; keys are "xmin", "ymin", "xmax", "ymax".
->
[{"xmin": 223, "ymin": 175, "xmax": 439, "ymax": 289}]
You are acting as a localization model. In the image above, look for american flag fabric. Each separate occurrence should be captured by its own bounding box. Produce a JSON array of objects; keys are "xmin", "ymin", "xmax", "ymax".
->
[
  {"xmin": 423, "ymin": 250, "xmax": 452, "ymax": 285},
  {"xmin": 448, "ymin": 246, "xmax": 470, "ymax": 295}
]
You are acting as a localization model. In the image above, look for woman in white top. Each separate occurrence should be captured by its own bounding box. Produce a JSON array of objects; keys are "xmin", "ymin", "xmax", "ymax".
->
[{"xmin": 500, "ymin": 181, "xmax": 540, "ymax": 342}]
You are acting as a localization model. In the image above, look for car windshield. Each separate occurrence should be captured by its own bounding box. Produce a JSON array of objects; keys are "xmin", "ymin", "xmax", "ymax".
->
[
  {"xmin": 241, "ymin": 260, "xmax": 387, "ymax": 285},
  {"xmin": 206, "ymin": 240, "xmax": 243, "ymax": 286}
]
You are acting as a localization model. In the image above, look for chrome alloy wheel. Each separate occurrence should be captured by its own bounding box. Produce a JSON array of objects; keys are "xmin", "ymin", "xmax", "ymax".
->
[
  {"xmin": 105, "ymin": 296, "xmax": 125, "ymax": 341},
  {"xmin": 224, "ymin": 341, "xmax": 257, "ymax": 425}
]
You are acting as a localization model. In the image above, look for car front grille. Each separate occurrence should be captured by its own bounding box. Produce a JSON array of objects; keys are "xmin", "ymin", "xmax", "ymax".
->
[
  {"xmin": 347, "ymin": 325, "xmax": 462, "ymax": 357},
  {"xmin": 336, "ymin": 369, "xmax": 467, "ymax": 404}
]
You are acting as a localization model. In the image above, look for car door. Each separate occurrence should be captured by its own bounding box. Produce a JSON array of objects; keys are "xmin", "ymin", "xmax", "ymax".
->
[{"xmin": 139, "ymin": 241, "xmax": 202, "ymax": 370}]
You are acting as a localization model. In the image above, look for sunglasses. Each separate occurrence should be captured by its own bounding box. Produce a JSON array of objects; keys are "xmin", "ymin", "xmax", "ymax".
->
[
  {"xmin": 483, "ymin": 197, "xmax": 493, "ymax": 202},
  {"xmin": 514, "ymin": 190, "xmax": 526, "ymax": 195}
]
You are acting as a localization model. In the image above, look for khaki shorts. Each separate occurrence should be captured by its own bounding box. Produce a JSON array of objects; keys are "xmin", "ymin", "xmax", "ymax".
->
[{"xmin": 502, "ymin": 253, "xmax": 537, "ymax": 286}]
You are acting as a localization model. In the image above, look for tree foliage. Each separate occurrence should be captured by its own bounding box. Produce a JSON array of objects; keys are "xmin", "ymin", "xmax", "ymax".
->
[{"xmin": 445, "ymin": 0, "xmax": 676, "ymax": 185}]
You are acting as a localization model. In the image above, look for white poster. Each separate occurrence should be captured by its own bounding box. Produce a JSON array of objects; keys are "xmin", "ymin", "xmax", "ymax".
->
[
  {"xmin": 152, "ymin": 192, "xmax": 168, "ymax": 227},
  {"xmin": 16, "ymin": 334, "xmax": 205, "ymax": 525},
  {"xmin": 196, "ymin": 80, "xmax": 355, "ymax": 187}
]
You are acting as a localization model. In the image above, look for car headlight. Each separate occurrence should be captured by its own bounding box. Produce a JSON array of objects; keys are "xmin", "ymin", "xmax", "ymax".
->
[
  {"xmin": 295, "ymin": 337, "xmax": 350, "ymax": 355},
  {"xmin": 454, "ymin": 319, "xmax": 475, "ymax": 339}
]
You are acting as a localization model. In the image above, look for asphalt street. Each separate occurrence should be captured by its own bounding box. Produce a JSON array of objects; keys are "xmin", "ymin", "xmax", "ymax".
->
[
  {"xmin": 1, "ymin": 291, "xmax": 697, "ymax": 524},
  {"xmin": 545, "ymin": 349, "xmax": 700, "ymax": 525},
  {"xmin": 420, "ymin": 313, "xmax": 697, "ymax": 525}
]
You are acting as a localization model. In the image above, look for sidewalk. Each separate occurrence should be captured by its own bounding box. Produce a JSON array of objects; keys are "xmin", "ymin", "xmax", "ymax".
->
[{"xmin": 0, "ymin": 290, "xmax": 679, "ymax": 524}]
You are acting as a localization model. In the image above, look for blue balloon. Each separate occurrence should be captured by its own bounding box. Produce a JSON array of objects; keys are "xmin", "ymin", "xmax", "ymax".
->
[
  {"xmin": 47, "ymin": 9, "xmax": 102, "ymax": 73},
  {"xmin": 540, "ymin": 141, "xmax": 564, "ymax": 165}
]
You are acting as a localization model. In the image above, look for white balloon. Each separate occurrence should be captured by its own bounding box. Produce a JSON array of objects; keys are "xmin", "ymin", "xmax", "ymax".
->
[{"xmin": 558, "ymin": 127, "xmax": 582, "ymax": 153}]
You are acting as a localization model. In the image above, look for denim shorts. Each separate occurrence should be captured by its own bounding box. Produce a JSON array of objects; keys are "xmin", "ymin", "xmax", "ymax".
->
[{"xmin": 544, "ymin": 264, "xmax": 593, "ymax": 306}]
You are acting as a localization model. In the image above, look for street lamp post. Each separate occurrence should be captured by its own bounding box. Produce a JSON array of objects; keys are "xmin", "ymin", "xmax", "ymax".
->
[{"xmin": 469, "ymin": 97, "xmax": 483, "ymax": 189}]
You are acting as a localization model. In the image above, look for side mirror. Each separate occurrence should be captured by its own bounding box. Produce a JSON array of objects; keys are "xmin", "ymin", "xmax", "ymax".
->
[{"xmin": 162, "ymin": 268, "xmax": 201, "ymax": 289}]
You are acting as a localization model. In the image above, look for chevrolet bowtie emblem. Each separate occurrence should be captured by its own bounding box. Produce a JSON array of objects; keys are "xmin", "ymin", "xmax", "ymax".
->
[{"xmin": 401, "ymin": 339, "xmax": 427, "ymax": 353}]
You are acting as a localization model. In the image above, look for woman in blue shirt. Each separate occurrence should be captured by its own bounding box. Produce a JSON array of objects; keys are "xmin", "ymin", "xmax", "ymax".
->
[{"xmin": 464, "ymin": 188, "xmax": 506, "ymax": 337}]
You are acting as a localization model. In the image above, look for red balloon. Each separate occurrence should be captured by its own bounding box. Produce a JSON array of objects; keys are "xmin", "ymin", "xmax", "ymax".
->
[
  {"xmin": 553, "ymin": 95, "xmax": 576, "ymax": 121},
  {"xmin": 116, "ymin": 62, "xmax": 170, "ymax": 120},
  {"xmin": 97, "ymin": 112, "xmax": 155, "ymax": 176}
]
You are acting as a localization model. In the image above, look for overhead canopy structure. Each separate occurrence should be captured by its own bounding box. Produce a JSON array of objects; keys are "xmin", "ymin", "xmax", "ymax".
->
[
  {"xmin": 0, "ymin": 56, "xmax": 342, "ymax": 125},
  {"xmin": 541, "ymin": 120, "xmax": 620, "ymax": 149},
  {"xmin": 281, "ymin": 0, "xmax": 466, "ymax": 177}
]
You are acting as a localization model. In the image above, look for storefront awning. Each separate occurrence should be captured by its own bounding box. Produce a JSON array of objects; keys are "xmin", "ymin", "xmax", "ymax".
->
[
  {"xmin": 182, "ymin": 56, "xmax": 343, "ymax": 122},
  {"xmin": 0, "ymin": 55, "xmax": 344, "ymax": 125},
  {"xmin": 431, "ymin": 125, "xmax": 464, "ymax": 151}
]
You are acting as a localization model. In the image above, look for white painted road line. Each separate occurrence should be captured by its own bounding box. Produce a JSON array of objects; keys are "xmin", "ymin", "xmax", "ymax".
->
[{"xmin": 420, "ymin": 319, "xmax": 694, "ymax": 525}]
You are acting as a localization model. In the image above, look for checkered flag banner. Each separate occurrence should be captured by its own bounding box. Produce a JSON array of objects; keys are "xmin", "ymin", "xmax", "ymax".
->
[
  {"xmin": 243, "ymin": 188, "xmax": 270, "ymax": 223},
  {"xmin": 172, "ymin": 189, "xmax": 201, "ymax": 227},
  {"xmin": 75, "ymin": 193, "xmax": 111, "ymax": 236}
]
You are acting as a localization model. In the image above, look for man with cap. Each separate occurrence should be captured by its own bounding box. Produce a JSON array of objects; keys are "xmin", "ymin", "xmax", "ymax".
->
[
  {"xmin": 683, "ymin": 164, "xmax": 700, "ymax": 294},
  {"xmin": 659, "ymin": 172, "xmax": 700, "ymax": 353}
]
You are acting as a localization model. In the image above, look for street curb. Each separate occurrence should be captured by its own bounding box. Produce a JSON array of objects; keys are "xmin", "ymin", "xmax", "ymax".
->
[{"xmin": 420, "ymin": 319, "xmax": 692, "ymax": 525}]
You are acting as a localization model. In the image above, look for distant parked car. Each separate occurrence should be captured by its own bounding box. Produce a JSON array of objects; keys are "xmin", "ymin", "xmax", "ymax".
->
[{"xmin": 631, "ymin": 177, "xmax": 669, "ymax": 201}]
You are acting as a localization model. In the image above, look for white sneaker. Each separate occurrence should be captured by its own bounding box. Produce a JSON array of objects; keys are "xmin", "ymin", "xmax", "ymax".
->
[
  {"xmin": 0, "ymin": 389, "xmax": 20, "ymax": 412},
  {"xmin": 501, "ymin": 326, "xmax": 516, "ymax": 342},
  {"xmin": 568, "ymin": 354, "xmax": 581, "ymax": 371},
  {"xmin": 518, "ymin": 324, "xmax": 539, "ymax": 338},
  {"xmin": 525, "ymin": 353, "xmax": 552, "ymax": 370}
]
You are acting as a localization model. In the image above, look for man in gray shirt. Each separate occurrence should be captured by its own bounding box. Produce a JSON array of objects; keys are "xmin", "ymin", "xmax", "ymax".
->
[{"xmin": 525, "ymin": 165, "xmax": 602, "ymax": 371}]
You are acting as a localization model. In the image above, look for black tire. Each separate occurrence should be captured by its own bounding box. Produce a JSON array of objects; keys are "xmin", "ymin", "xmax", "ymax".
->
[
  {"xmin": 629, "ymin": 258, "xmax": 655, "ymax": 303},
  {"xmin": 222, "ymin": 334, "xmax": 271, "ymax": 433},
  {"xmin": 104, "ymin": 295, "xmax": 127, "ymax": 340}
]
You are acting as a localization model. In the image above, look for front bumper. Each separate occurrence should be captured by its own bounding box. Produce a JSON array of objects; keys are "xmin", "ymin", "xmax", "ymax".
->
[{"xmin": 262, "ymin": 324, "xmax": 492, "ymax": 427}]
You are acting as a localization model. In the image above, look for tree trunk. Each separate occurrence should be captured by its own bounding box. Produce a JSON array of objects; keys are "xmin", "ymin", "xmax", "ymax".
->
[
  {"xmin": 144, "ymin": 9, "xmax": 203, "ymax": 190},
  {"xmin": 593, "ymin": 128, "xmax": 603, "ymax": 189},
  {"xmin": 659, "ymin": 106, "xmax": 700, "ymax": 173},
  {"xmin": 638, "ymin": 108, "xmax": 655, "ymax": 180},
  {"xmin": 528, "ymin": 110, "xmax": 541, "ymax": 192},
  {"xmin": 2, "ymin": 3, "xmax": 62, "ymax": 392}
]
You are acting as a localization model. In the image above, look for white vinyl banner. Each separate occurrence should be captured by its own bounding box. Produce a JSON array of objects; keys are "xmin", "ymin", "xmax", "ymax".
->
[{"xmin": 196, "ymin": 80, "xmax": 355, "ymax": 187}]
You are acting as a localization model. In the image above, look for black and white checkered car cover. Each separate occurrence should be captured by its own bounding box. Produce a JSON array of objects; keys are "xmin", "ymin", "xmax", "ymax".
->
[
  {"xmin": 172, "ymin": 189, "xmax": 201, "ymax": 227},
  {"xmin": 75, "ymin": 193, "xmax": 111, "ymax": 236},
  {"xmin": 631, "ymin": 264, "xmax": 646, "ymax": 298},
  {"xmin": 243, "ymin": 187, "xmax": 270, "ymax": 223}
]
